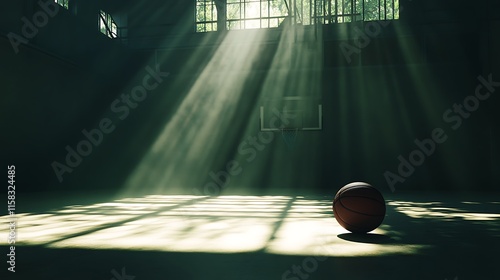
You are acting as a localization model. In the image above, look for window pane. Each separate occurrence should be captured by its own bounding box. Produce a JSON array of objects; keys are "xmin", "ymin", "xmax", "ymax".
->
[
  {"xmin": 245, "ymin": 19, "xmax": 260, "ymax": 29},
  {"xmin": 227, "ymin": 3, "xmax": 241, "ymax": 19},
  {"xmin": 245, "ymin": 2, "xmax": 260, "ymax": 18},
  {"xmin": 270, "ymin": 1, "xmax": 287, "ymax": 17}
]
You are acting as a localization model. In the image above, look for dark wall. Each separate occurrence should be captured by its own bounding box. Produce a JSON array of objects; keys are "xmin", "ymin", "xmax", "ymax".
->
[
  {"xmin": 0, "ymin": 0, "xmax": 138, "ymax": 192},
  {"xmin": 119, "ymin": 0, "xmax": 499, "ymax": 193},
  {"xmin": 1, "ymin": 0, "xmax": 499, "ymax": 194}
]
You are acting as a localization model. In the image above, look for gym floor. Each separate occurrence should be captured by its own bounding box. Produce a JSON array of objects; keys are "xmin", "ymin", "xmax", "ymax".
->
[{"xmin": 2, "ymin": 190, "xmax": 499, "ymax": 279}]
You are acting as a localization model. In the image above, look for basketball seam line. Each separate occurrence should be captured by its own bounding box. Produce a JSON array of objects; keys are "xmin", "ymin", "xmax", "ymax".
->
[
  {"xmin": 339, "ymin": 195, "xmax": 386, "ymax": 206},
  {"xmin": 336, "ymin": 198, "xmax": 386, "ymax": 217},
  {"xmin": 336, "ymin": 185, "xmax": 374, "ymax": 194},
  {"xmin": 336, "ymin": 186, "xmax": 383, "ymax": 200},
  {"xmin": 333, "ymin": 207, "xmax": 366, "ymax": 232}
]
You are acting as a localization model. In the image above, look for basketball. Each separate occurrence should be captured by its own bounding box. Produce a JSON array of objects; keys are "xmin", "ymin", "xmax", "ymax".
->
[{"xmin": 333, "ymin": 182, "xmax": 386, "ymax": 233}]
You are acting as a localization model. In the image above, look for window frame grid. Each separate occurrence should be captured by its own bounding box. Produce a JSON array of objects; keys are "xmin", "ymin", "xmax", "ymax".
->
[
  {"xmin": 99, "ymin": 10, "xmax": 118, "ymax": 39},
  {"xmin": 195, "ymin": 0, "xmax": 399, "ymax": 32}
]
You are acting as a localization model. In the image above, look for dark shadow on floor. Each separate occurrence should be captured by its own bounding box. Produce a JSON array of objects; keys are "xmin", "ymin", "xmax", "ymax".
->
[
  {"xmin": 2, "ymin": 244, "xmax": 498, "ymax": 280},
  {"xmin": 337, "ymin": 233, "xmax": 395, "ymax": 244}
]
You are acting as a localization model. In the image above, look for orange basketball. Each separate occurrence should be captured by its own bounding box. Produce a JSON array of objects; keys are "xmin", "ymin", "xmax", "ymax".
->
[{"xmin": 333, "ymin": 182, "xmax": 386, "ymax": 233}]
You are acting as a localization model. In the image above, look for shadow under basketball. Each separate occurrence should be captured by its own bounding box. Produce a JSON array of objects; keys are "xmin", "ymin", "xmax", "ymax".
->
[{"xmin": 337, "ymin": 233, "xmax": 395, "ymax": 244}]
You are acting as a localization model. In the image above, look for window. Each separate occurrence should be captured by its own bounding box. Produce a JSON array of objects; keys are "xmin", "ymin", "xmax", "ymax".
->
[
  {"xmin": 196, "ymin": 0, "xmax": 288, "ymax": 32},
  {"xmin": 310, "ymin": 0, "xmax": 400, "ymax": 24},
  {"xmin": 99, "ymin": 10, "xmax": 118, "ymax": 38},
  {"xmin": 55, "ymin": 0, "xmax": 69, "ymax": 9},
  {"xmin": 196, "ymin": 0, "xmax": 400, "ymax": 32},
  {"xmin": 225, "ymin": 0, "xmax": 288, "ymax": 30},
  {"xmin": 196, "ymin": 0, "xmax": 218, "ymax": 32}
]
